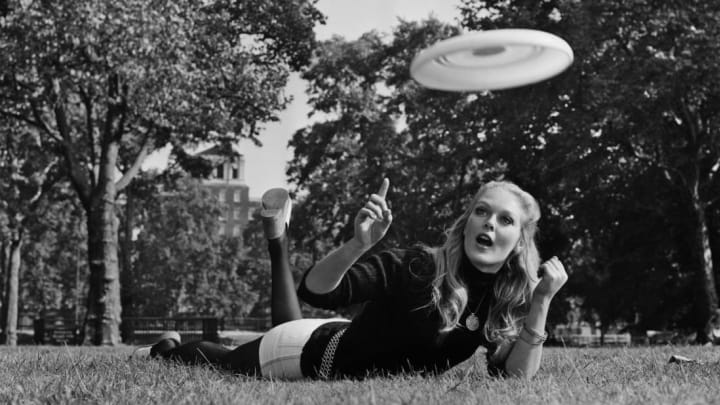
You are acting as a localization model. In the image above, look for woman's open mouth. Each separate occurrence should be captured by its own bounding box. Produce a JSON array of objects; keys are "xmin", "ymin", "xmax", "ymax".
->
[{"xmin": 475, "ymin": 234, "xmax": 493, "ymax": 247}]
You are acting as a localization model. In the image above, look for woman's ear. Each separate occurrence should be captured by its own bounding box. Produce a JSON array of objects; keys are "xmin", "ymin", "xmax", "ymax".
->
[{"xmin": 514, "ymin": 242, "xmax": 523, "ymax": 253}]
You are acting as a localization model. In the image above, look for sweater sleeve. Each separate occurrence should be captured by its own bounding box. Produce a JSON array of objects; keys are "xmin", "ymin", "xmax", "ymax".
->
[{"xmin": 297, "ymin": 248, "xmax": 407, "ymax": 310}]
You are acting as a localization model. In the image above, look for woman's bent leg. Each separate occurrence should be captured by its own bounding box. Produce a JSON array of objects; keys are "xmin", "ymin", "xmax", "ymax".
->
[
  {"xmin": 262, "ymin": 188, "xmax": 302, "ymax": 326},
  {"xmin": 161, "ymin": 341, "xmax": 231, "ymax": 366},
  {"xmin": 268, "ymin": 234, "xmax": 302, "ymax": 326},
  {"xmin": 161, "ymin": 338, "xmax": 262, "ymax": 375}
]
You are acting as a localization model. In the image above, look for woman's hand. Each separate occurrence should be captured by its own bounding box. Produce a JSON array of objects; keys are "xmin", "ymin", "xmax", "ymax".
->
[
  {"xmin": 533, "ymin": 256, "xmax": 568, "ymax": 302},
  {"xmin": 352, "ymin": 178, "xmax": 393, "ymax": 251},
  {"xmin": 505, "ymin": 257, "xmax": 567, "ymax": 378}
]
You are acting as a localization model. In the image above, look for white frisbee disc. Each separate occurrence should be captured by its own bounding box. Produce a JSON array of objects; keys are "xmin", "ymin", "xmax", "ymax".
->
[{"xmin": 410, "ymin": 29, "xmax": 574, "ymax": 91}]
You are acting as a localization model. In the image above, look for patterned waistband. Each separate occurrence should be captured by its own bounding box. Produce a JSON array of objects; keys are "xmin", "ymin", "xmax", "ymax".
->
[{"xmin": 318, "ymin": 327, "xmax": 347, "ymax": 379}]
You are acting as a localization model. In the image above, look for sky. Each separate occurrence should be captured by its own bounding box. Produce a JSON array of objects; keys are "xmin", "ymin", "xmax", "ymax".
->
[{"xmin": 144, "ymin": 0, "xmax": 462, "ymax": 199}]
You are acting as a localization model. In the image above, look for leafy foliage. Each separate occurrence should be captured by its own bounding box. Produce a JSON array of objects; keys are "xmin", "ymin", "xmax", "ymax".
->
[
  {"xmin": 130, "ymin": 177, "xmax": 257, "ymax": 318},
  {"xmin": 19, "ymin": 194, "xmax": 87, "ymax": 317},
  {"xmin": 288, "ymin": 20, "xmax": 509, "ymax": 260},
  {"xmin": 289, "ymin": 1, "xmax": 720, "ymax": 336},
  {"xmin": 550, "ymin": 0, "xmax": 720, "ymax": 335},
  {"xmin": 0, "ymin": 0, "xmax": 323, "ymax": 147},
  {"xmin": 0, "ymin": 0, "xmax": 325, "ymax": 343},
  {"xmin": 0, "ymin": 119, "xmax": 64, "ymax": 344}
]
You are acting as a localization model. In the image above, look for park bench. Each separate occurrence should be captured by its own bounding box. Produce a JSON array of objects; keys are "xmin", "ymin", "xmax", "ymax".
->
[{"xmin": 33, "ymin": 315, "xmax": 80, "ymax": 345}]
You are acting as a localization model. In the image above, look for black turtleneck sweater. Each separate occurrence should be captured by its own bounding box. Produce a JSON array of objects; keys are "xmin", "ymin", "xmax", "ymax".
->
[{"xmin": 297, "ymin": 247, "xmax": 504, "ymax": 379}]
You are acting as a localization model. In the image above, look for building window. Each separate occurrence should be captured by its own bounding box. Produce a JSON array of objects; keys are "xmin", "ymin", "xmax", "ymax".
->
[
  {"xmin": 232, "ymin": 164, "xmax": 239, "ymax": 179},
  {"xmin": 234, "ymin": 190, "xmax": 241, "ymax": 202},
  {"xmin": 218, "ymin": 225, "xmax": 225, "ymax": 236},
  {"xmin": 218, "ymin": 189, "xmax": 226, "ymax": 202},
  {"xmin": 215, "ymin": 164, "xmax": 224, "ymax": 179},
  {"xmin": 232, "ymin": 225, "xmax": 241, "ymax": 237},
  {"xmin": 233, "ymin": 208, "xmax": 241, "ymax": 220}
]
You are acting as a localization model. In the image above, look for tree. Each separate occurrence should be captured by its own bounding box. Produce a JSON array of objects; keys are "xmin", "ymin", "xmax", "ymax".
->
[
  {"xmin": 288, "ymin": 16, "xmax": 584, "ymax": 333},
  {"xmin": 459, "ymin": 0, "xmax": 720, "ymax": 339},
  {"xmin": 131, "ymin": 177, "xmax": 257, "ymax": 318},
  {"xmin": 19, "ymin": 196, "xmax": 87, "ymax": 320},
  {"xmin": 289, "ymin": 20, "xmax": 517, "ymax": 260},
  {"xmin": 290, "ymin": 1, "xmax": 720, "ymax": 338},
  {"xmin": 0, "ymin": 0, "xmax": 324, "ymax": 344},
  {"xmin": 586, "ymin": 0, "xmax": 720, "ymax": 342},
  {"xmin": 0, "ymin": 121, "xmax": 60, "ymax": 345}
]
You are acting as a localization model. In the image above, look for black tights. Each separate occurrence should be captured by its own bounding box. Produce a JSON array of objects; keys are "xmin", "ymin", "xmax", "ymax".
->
[{"xmin": 160, "ymin": 234, "xmax": 302, "ymax": 374}]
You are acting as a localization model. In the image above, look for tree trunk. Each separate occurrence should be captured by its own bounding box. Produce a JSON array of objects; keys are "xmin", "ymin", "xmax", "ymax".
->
[
  {"xmin": 0, "ymin": 0, "xmax": 9, "ymax": 18},
  {"xmin": 2, "ymin": 234, "xmax": 21, "ymax": 346},
  {"xmin": 119, "ymin": 191, "xmax": 135, "ymax": 341},
  {"xmin": 83, "ymin": 141, "xmax": 122, "ymax": 345},
  {"xmin": 0, "ymin": 241, "xmax": 7, "ymax": 320},
  {"xmin": 688, "ymin": 180, "xmax": 718, "ymax": 343},
  {"xmin": 708, "ymin": 208, "xmax": 720, "ymax": 300}
]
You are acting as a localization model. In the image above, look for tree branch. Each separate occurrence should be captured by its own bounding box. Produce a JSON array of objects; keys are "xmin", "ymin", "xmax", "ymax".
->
[
  {"xmin": 28, "ymin": 158, "xmax": 59, "ymax": 205},
  {"xmin": 78, "ymin": 86, "xmax": 97, "ymax": 167},
  {"xmin": 679, "ymin": 97, "xmax": 700, "ymax": 152},
  {"xmin": 0, "ymin": 108, "xmax": 61, "ymax": 143},
  {"xmin": 708, "ymin": 195, "xmax": 720, "ymax": 209},
  {"xmin": 708, "ymin": 157, "xmax": 720, "ymax": 185},
  {"xmin": 28, "ymin": 100, "xmax": 61, "ymax": 141},
  {"xmin": 115, "ymin": 127, "xmax": 153, "ymax": 192},
  {"xmin": 616, "ymin": 135, "xmax": 688, "ymax": 190},
  {"xmin": 112, "ymin": 81, "xmax": 129, "ymax": 142},
  {"xmin": 103, "ymin": 73, "xmax": 120, "ymax": 146},
  {"xmin": 706, "ymin": 157, "xmax": 720, "ymax": 209},
  {"xmin": 51, "ymin": 79, "xmax": 92, "ymax": 206}
]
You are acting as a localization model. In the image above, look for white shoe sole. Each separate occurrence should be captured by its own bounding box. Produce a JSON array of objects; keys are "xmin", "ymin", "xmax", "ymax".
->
[{"xmin": 261, "ymin": 188, "xmax": 292, "ymax": 239}]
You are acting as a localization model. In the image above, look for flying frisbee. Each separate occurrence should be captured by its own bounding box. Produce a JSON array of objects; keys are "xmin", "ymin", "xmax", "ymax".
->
[{"xmin": 410, "ymin": 29, "xmax": 574, "ymax": 92}]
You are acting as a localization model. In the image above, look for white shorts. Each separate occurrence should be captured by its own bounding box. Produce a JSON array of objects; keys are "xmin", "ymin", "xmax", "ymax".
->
[{"xmin": 258, "ymin": 318, "xmax": 348, "ymax": 379}]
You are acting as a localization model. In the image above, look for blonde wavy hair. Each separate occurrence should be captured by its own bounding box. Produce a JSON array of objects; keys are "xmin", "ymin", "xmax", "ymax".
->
[{"xmin": 425, "ymin": 181, "xmax": 541, "ymax": 343}]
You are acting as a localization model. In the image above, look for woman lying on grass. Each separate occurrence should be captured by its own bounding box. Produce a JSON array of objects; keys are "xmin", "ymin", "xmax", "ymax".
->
[{"xmin": 138, "ymin": 178, "xmax": 568, "ymax": 379}]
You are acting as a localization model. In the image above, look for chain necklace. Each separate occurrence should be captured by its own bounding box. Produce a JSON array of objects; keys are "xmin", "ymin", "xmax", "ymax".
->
[
  {"xmin": 465, "ymin": 302, "xmax": 483, "ymax": 331},
  {"xmin": 465, "ymin": 290, "xmax": 490, "ymax": 332},
  {"xmin": 459, "ymin": 252, "xmax": 496, "ymax": 332}
]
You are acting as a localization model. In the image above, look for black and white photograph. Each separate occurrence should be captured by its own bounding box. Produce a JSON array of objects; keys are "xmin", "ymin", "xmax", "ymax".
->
[{"xmin": 1, "ymin": 0, "xmax": 719, "ymax": 403}]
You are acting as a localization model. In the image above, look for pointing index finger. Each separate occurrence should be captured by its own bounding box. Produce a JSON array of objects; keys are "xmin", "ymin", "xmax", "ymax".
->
[{"xmin": 377, "ymin": 178, "xmax": 389, "ymax": 198}]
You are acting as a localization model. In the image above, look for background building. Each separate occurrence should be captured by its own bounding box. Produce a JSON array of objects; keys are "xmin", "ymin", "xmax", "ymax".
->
[{"xmin": 196, "ymin": 146, "xmax": 260, "ymax": 241}]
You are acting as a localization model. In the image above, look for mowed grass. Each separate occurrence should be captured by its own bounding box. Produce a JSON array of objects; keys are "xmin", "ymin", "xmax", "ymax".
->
[{"xmin": 1, "ymin": 345, "xmax": 719, "ymax": 404}]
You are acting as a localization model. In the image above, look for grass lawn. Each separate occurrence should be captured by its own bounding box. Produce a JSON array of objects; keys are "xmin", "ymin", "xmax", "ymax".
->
[{"xmin": 1, "ymin": 345, "xmax": 719, "ymax": 404}]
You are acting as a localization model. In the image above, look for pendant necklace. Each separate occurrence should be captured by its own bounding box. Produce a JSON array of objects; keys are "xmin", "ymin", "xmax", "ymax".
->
[
  {"xmin": 465, "ymin": 314, "xmax": 480, "ymax": 331},
  {"xmin": 460, "ymin": 252, "xmax": 495, "ymax": 332},
  {"xmin": 465, "ymin": 304, "xmax": 482, "ymax": 331},
  {"xmin": 465, "ymin": 291, "xmax": 489, "ymax": 332}
]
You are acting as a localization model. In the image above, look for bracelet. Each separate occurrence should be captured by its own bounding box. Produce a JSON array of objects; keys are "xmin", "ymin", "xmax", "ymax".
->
[{"xmin": 519, "ymin": 325, "xmax": 548, "ymax": 345}]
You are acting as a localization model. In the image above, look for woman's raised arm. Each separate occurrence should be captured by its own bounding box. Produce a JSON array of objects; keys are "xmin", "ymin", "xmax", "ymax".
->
[{"xmin": 303, "ymin": 178, "xmax": 393, "ymax": 294}]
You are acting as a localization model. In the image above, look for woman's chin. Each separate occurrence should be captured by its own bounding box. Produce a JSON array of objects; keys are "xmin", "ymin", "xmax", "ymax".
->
[{"xmin": 467, "ymin": 253, "xmax": 503, "ymax": 274}]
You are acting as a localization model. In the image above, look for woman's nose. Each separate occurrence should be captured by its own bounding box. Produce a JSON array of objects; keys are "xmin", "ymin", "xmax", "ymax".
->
[{"xmin": 483, "ymin": 216, "xmax": 495, "ymax": 230}]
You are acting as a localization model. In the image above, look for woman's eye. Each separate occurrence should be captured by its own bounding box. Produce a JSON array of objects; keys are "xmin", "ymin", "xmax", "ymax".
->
[
  {"xmin": 474, "ymin": 207, "xmax": 487, "ymax": 216},
  {"xmin": 502, "ymin": 216, "xmax": 514, "ymax": 225}
]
